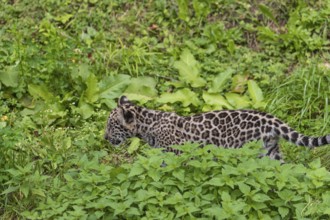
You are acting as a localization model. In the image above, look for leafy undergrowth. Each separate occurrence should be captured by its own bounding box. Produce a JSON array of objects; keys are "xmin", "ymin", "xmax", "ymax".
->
[
  {"xmin": 3, "ymin": 144, "xmax": 328, "ymax": 219},
  {"xmin": 1, "ymin": 0, "xmax": 330, "ymax": 218}
]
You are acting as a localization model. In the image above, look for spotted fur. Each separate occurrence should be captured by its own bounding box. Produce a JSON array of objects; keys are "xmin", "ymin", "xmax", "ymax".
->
[{"xmin": 104, "ymin": 96, "xmax": 330, "ymax": 160}]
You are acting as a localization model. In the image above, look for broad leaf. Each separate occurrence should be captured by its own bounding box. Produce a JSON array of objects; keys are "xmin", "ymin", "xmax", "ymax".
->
[
  {"xmin": 99, "ymin": 74, "xmax": 131, "ymax": 108},
  {"xmin": 202, "ymin": 92, "xmax": 233, "ymax": 111},
  {"xmin": 71, "ymin": 63, "xmax": 91, "ymax": 80},
  {"xmin": 157, "ymin": 88, "xmax": 201, "ymax": 107},
  {"xmin": 174, "ymin": 49, "xmax": 206, "ymax": 88},
  {"xmin": 248, "ymin": 80, "xmax": 266, "ymax": 108},
  {"xmin": 0, "ymin": 65, "xmax": 19, "ymax": 87},
  {"xmin": 28, "ymin": 84, "xmax": 54, "ymax": 102},
  {"xmin": 208, "ymin": 68, "xmax": 234, "ymax": 93},
  {"xmin": 76, "ymin": 101, "xmax": 94, "ymax": 119},
  {"xmin": 173, "ymin": 169, "xmax": 185, "ymax": 182},
  {"xmin": 251, "ymin": 193, "xmax": 271, "ymax": 202},
  {"xmin": 127, "ymin": 138, "xmax": 141, "ymax": 154},
  {"xmin": 124, "ymin": 76, "xmax": 157, "ymax": 104},
  {"xmin": 85, "ymin": 73, "xmax": 99, "ymax": 103},
  {"xmin": 225, "ymin": 93, "xmax": 251, "ymax": 109},
  {"xmin": 128, "ymin": 164, "xmax": 144, "ymax": 177}
]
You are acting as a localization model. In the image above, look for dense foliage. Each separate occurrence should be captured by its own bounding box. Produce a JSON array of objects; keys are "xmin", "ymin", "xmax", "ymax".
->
[{"xmin": 1, "ymin": 0, "xmax": 330, "ymax": 218}]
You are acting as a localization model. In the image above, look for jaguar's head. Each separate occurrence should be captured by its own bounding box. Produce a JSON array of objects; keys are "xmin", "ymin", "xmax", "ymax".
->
[{"xmin": 104, "ymin": 96, "xmax": 138, "ymax": 146}]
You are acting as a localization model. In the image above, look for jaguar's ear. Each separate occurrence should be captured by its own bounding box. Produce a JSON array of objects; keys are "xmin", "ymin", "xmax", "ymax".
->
[
  {"xmin": 118, "ymin": 106, "xmax": 136, "ymax": 128},
  {"xmin": 118, "ymin": 96, "xmax": 132, "ymax": 106}
]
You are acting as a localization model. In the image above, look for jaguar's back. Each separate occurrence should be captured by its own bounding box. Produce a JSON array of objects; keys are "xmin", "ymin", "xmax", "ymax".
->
[{"xmin": 105, "ymin": 96, "xmax": 330, "ymax": 161}]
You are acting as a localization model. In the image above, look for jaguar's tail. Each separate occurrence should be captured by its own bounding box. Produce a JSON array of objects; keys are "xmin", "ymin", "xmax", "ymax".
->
[{"xmin": 280, "ymin": 128, "xmax": 330, "ymax": 148}]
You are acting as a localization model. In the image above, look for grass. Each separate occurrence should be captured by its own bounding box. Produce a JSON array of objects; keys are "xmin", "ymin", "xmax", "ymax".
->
[{"xmin": 0, "ymin": 0, "xmax": 330, "ymax": 218}]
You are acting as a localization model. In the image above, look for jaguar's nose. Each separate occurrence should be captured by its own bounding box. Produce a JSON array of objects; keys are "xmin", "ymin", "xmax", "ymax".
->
[
  {"xmin": 104, "ymin": 133, "xmax": 109, "ymax": 140},
  {"xmin": 110, "ymin": 138, "xmax": 121, "ymax": 146}
]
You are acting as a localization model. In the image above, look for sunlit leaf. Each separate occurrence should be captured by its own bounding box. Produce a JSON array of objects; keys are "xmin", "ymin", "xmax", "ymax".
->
[
  {"xmin": 225, "ymin": 93, "xmax": 251, "ymax": 109},
  {"xmin": 128, "ymin": 164, "xmax": 144, "ymax": 177},
  {"xmin": 231, "ymin": 74, "xmax": 248, "ymax": 93},
  {"xmin": 124, "ymin": 76, "xmax": 157, "ymax": 104},
  {"xmin": 173, "ymin": 169, "xmax": 185, "ymax": 182},
  {"xmin": 85, "ymin": 73, "xmax": 99, "ymax": 103},
  {"xmin": 127, "ymin": 138, "xmax": 141, "ymax": 154},
  {"xmin": 248, "ymin": 80, "xmax": 266, "ymax": 108},
  {"xmin": 202, "ymin": 92, "xmax": 233, "ymax": 111},
  {"xmin": 157, "ymin": 88, "xmax": 201, "ymax": 107},
  {"xmin": 208, "ymin": 68, "xmax": 234, "ymax": 93},
  {"xmin": 174, "ymin": 49, "xmax": 206, "ymax": 88}
]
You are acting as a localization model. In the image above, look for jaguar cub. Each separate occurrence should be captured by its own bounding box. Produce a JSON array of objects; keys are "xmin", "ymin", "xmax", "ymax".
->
[{"xmin": 105, "ymin": 96, "xmax": 330, "ymax": 160}]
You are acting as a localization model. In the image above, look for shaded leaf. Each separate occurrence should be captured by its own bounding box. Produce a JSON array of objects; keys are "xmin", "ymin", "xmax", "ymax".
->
[
  {"xmin": 258, "ymin": 4, "xmax": 278, "ymax": 25},
  {"xmin": 0, "ymin": 65, "xmax": 19, "ymax": 87},
  {"xmin": 28, "ymin": 84, "xmax": 54, "ymax": 102},
  {"xmin": 76, "ymin": 101, "xmax": 94, "ymax": 119}
]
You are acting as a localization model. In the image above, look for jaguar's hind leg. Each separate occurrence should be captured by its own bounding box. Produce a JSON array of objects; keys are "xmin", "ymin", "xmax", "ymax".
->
[{"xmin": 261, "ymin": 136, "xmax": 283, "ymax": 162}]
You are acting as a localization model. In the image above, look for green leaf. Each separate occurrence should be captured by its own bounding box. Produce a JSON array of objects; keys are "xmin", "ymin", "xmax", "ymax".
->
[
  {"xmin": 258, "ymin": 4, "xmax": 278, "ymax": 25},
  {"xmin": 55, "ymin": 13, "xmax": 73, "ymax": 24},
  {"xmin": 208, "ymin": 68, "xmax": 234, "ymax": 93},
  {"xmin": 173, "ymin": 169, "xmax": 185, "ymax": 182},
  {"xmin": 205, "ymin": 206, "xmax": 229, "ymax": 219},
  {"xmin": 148, "ymin": 169, "xmax": 162, "ymax": 182},
  {"xmin": 164, "ymin": 192, "xmax": 183, "ymax": 205},
  {"xmin": 32, "ymin": 188, "xmax": 46, "ymax": 197},
  {"xmin": 202, "ymin": 92, "xmax": 233, "ymax": 111},
  {"xmin": 71, "ymin": 63, "xmax": 91, "ymax": 80},
  {"xmin": 251, "ymin": 193, "xmax": 271, "ymax": 202},
  {"xmin": 124, "ymin": 76, "xmax": 157, "ymax": 104},
  {"xmin": 157, "ymin": 88, "xmax": 201, "ymax": 107},
  {"xmin": 174, "ymin": 49, "xmax": 206, "ymax": 88},
  {"xmin": 20, "ymin": 184, "xmax": 30, "ymax": 198},
  {"xmin": 1, "ymin": 186, "xmax": 19, "ymax": 195},
  {"xmin": 128, "ymin": 164, "xmax": 144, "ymax": 177},
  {"xmin": 76, "ymin": 101, "xmax": 94, "ymax": 119},
  {"xmin": 308, "ymin": 158, "xmax": 321, "ymax": 169},
  {"xmin": 231, "ymin": 74, "xmax": 248, "ymax": 93},
  {"xmin": 85, "ymin": 73, "xmax": 99, "ymax": 103},
  {"xmin": 278, "ymin": 207, "xmax": 289, "ymax": 218},
  {"xmin": 247, "ymin": 80, "xmax": 266, "ymax": 108},
  {"xmin": 99, "ymin": 74, "xmax": 131, "ymax": 108},
  {"xmin": 28, "ymin": 84, "xmax": 54, "ymax": 102},
  {"xmin": 127, "ymin": 138, "xmax": 141, "ymax": 154},
  {"xmin": 177, "ymin": 0, "xmax": 189, "ymax": 21},
  {"xmin": 225, "ymin": 93, "xmax": 251, "ymax": 109},
  {"xmin": 205, "ymin": 177, "xmax": 225, "ymax": 187},
  {"xmin": 221, "ymin": 191, "xmax": 231, "ymax": 202},
  {"xmin": 238, "ymin": 182, "xmax": 251, "ymax": 195},
  {"xmin": 0, "ymin": 65, "xmax": 19, "ymax": 87}
]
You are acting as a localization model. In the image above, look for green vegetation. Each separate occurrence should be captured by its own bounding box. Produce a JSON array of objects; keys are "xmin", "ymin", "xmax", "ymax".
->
[{"xmin": 0, "ymin": 0, "xmax": 329, "ymax": 218}]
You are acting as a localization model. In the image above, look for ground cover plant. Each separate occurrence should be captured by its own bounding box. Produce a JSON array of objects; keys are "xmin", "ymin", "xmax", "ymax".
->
[{"xmin": 0, "ymin": 0, "xmax": 330, "ymax": 218}]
